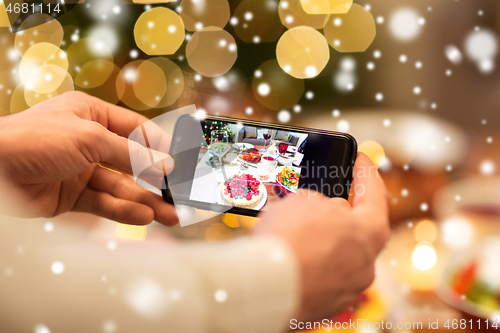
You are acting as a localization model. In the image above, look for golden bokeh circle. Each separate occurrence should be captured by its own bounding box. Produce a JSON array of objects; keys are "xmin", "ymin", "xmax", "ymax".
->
[
  {"xmin": 67, "ymin": 38, "xmax": 114, "ymax": 84},
  {"xmin": 186, "ymin": 27, "xmax": 237, "ymax": 77},
  {"xmin": 300, "ymin": 0, "xmax": 352, "ymax": 14},
  {"xmin": 276, "ymin": 26, "xmax": 330, "ymax": 79},
  {"xmin": 252, "ymin": 59, "xmax": 304, "ymax": 110},
  {"xmin": 323, "ymin": 3, "xmax": 376, "ymax": 52},
  {"xmin": 149, "ymin": 57, "xmax": 184, "ymax": 107},
  {"xmin": 358, "ymin": 141, "xmax": 385, "ymax": 168},
  {"xmin": 78, "ymin": 63, "xmax": 121, "ymax": 105},
  {"xmin": 75, "ymin": 59, "xmax": 115, "ymax": 89},
  {"xmin": 116, "ymin": 60, "xmax": 166, "ymax": 110},
  {"xmin": 25, "ymin": 64, "xmax": 68, "ymax": 94},
  {"xmin": 278, "ymin": 0, "xmax": 329, "ymax": 29},
  {"xmin": 15, "ymin": 14, "xmax": 63, "ymax": 56},
  {"xmin": 19, "ymin": 43, "xmax": 68, "ymax": 93},
  {"xmin": 414, "ymin": 220, "xmax": 438, "ymax": 243},
  {"xmin": 0, "ymin": 70, "xmax": 17, "ymax": 116},
  {"xmin": 25, "ymin": 71, "xmax": 74, "ymax": 107},
  {"xmin": 10, "ymin": 83, "xmax": 30, "ymax": 114},
  {"xmin": 134, "ymin": 7, "xmax": 185, "ymax": 55},
  {"xmin": 0, "ymin": 31, "xmax": 17, "ymax": 71},
  {"xmin": 233, "ymin": 0, "xmax": 284, "ymax": 43},
  {"xmin": 179, "ymin": 0, "xmax": 230, "ymax": 31},
  {"xmin": 134, "ymin": 60, "xmax": 168, "ymax": 108}
]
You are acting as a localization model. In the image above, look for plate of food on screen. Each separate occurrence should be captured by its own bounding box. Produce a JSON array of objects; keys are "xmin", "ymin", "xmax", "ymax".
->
[
  {"xmin": 237, "ymin": 148, "xmax": 262, "ymax": 165},
  {"xmin": 217, "ymin": 173, "xmax": 268, "ymax": 209},
  {"xmin": 232, "ymin": 142, "xmax": 255, "ymax": 151},
  {"xmin": 276, "ymin": 166, "xmax": 300, "ymax": 193}
]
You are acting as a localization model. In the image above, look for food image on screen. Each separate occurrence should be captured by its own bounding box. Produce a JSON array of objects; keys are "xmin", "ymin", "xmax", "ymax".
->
[
  {"xmin": 222, "ymin": 174, "xmax": 264, "ymax": 209},
  {"xmin": 238, "ymin": 148, "xmax": 261, "ymax": 164},
  {"xmin": 187, "ymin": 120, "xmax": 309, "ymax": 211},
  {"xmin": 276, "ymin": 166, "xmax": 300, "ymax": 193}
]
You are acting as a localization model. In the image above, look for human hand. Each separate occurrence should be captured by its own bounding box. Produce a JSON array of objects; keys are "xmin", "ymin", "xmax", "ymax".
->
[
  {"xmin": 0, "ymin": 92, "xmax": 178, "ymax": 226},
  {"xmin": 253, "ymin": 152, "xmax": 389, "ymax": 322}
]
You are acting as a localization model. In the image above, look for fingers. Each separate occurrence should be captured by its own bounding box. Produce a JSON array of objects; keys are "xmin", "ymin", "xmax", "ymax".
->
[
  {"xmin": 351, "ymin": 152, "xmax": 390, "ymax": 250},
  {"xmin": 83, "ymin": 93, "xmax": 172, "ymax": 153},
  {"xmin": 88, "ymin": 167, "xmax": 179, "ymax": 226},
  {"xmin": 351, "ymin": 152, "xmax": 388, "ymax": 216},
  {"xmin": 73, "ymin": 187, "xmax": 155, "ymax": 225},
  {"xmin": 92, "ymin": 126, "xmax": 174, "ymax": 179}
]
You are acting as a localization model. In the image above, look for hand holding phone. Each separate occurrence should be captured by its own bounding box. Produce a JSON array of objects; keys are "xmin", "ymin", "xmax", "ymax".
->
[
  {"xmin": 253, "ymin": 153, "xmax": 389, "ymax": 322},
  {"xmin": 163, "ymin": 114, "xmax": 357, "ymax": 217}
]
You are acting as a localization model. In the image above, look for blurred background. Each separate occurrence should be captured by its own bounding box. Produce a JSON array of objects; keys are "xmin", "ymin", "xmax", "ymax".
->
[{"xmin": 1, "ymin": 0, "xmax": 500, "ymax": 332}]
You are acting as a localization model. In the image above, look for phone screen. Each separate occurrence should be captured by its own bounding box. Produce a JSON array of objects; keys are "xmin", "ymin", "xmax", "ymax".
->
[{"xmin": 165, "ymin": 115, "xmax": 356, "ymax": 216}]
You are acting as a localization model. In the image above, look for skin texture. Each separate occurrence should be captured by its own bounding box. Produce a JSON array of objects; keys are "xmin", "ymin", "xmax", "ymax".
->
[
  {"xmin": 254, "ymin": 152, "xmax": 390, "ymax": 322},
  {"xmin": 0, "ymin": 91, "xmax": 178, "ymax": 226},
  {"xmin": 0, "ymin": 92, "xmax": 389, "ymax": 322}
]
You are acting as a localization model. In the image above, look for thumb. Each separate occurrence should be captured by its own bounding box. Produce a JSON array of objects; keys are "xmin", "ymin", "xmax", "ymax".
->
[{"xmin": 351, "ymin": 152, "xmax": 387, "ymax": 215}]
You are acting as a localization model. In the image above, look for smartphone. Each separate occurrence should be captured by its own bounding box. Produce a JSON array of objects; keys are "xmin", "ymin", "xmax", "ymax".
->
[{"xmin": 162, "ymin": 114, "xmax": 357, "ymax": 217}]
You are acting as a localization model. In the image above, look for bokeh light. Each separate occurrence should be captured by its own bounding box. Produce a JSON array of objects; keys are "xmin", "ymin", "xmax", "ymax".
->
[
  {"xmin": 179, "ymin": 0, "xmax": 230, "ymax": 32},
  {"xmin": 252, "ymin": 59, "xmax": 304, "ymax": 110},
  {"xmin": 233, "ymin": 0, "xmax": 284, "ymax": 43},
  {"xmin": 441, "ymin": 217, "xmax": 474, "ymax": 249},
  {"xmin": 222, "ymin": 213, "xmax": 240, "ymax": 228},
  {"xmin": 479, "ymin": 159, "xmax": 495, "ymax": 175},
  {"xmin": 210, "ymin": 69, "xmax": 247, "ymax": 98},
  {"xmin": 358, "ymin": 140, "xmax": 385, "ymax": 168},
  {"xmin": 464, "ymin": 29, "xmax": 498, "ymax": 62},
  {"xmin": 86, "ymin": 23, "xmax": 122, "ymax": 54},
  {"xmin": 15, "ymin": 14, "xmax": 64, "ymax": 56},
  {"xmin": 0, "ymin": 70, "xmax": 17, "ymax": 116},
  {"xmin": 148, "ymin": 57, "xmax": 184, "ymax": 107},
  {"xmin": 278, "ymin": 0, "xmax": 329, "ymax": 29},
  {"xmin": 10, "ymin": 83, "xmax": 30, "ymax": 114},
  {"xmin": 24, "ymin": 64, "xmax": 69, "ymax": 95},
  {"xmin": 77, "ymin": 63, "xmax": 121, "ymax": 105},
  {"xmin": 116, "ymin": 59, "xmax": 167, "ymax": 110},
  {"xmin": 300, "ymin": 0, "xmax": 352, "ymax": 14},
  {"xmin": 75, "ymin": 60, "xmax": 115, "ymax": 89},
  {"xmin": 333, "ymin": 70, "xmax": 357, "ymax": 92},
  {"xmin": 445, "ymin": 45, "xmax": 463, "ymax": 64},
  {"xmin": 411, "ymin": 242, "xmax": 437, "ymax": 271},
  {"xmin": 0, "ymin": 32, "xmax": 18, "ymax": 72},
  {"xmin": 19, "ymin": 43, "xmax": 68, "ymax": 94},
  {"xmin": 134, "ymin": 7, "xmax": 185, "ymax": 55},
  {"xmin": 276, "ymin": 26, "xmax": 330, "ymax": 79},
  {"xmin": 133, "ymin": 0, "xmax": 178, "ymax": 2},
  {"xmin": 115, "ymin": 224, "xmax": 147, "ymax": 241},
  {"xmin": 323, "ymin": 4, "xmax": 376, "ymax": 52},
  {"xmin": 25, "ymin": 71, "xmax": 74, "ymax": 107},
  {"xmin": 186, "ymin": 27, "xmax": 237, "ymax": 77},
  {"xmin": 67, "ymin": 38, "xmax": 114, "ymax": 87},
  {"xmin": 205, "ymin": 223, "xmax": 233, "ymax": 242},
  {"xmin": 86, "ymin": 0, "xmax": 128, "ymax": 22},
  {"xmin": 62, "ymin": 25, "xmax": 81, "ymax": 48},
  {"xmin": 413, "ymin": 219, "xmax": 438, "ymax": 243},
  {"xmin": 388, "ymin": 7, "xmax": 422, "ymax": 42},
  {"xmin": 385, "ymin": 135, "xmax": 415, "ymax": 166}
]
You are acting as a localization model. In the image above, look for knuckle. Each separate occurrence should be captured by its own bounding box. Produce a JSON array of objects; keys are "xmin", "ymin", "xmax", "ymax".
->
[
  {"xmin": 84, "ymin": 122, "xmax": 106, "ymax": 141},
  {"xmin": 64, "ymin": 91, "xmax": 88, "ymax": 101}
]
